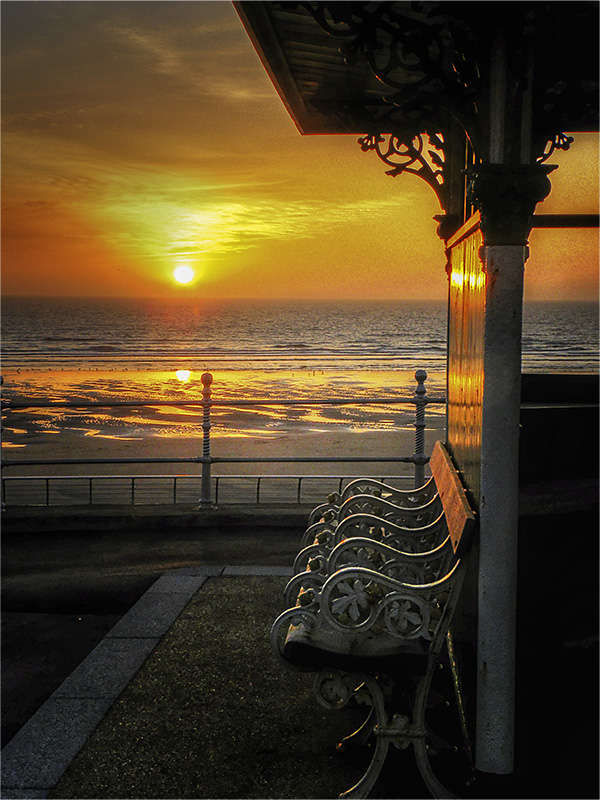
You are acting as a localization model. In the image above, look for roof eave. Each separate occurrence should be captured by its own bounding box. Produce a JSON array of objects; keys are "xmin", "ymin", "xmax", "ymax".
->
[{"xmin": 234, "ymin": 1, "xmax": 352, "ymax": 135}]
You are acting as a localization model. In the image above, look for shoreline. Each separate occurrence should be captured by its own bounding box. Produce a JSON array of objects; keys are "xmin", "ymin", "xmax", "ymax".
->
[{"xmin": 0, "ymin": 366, "xmax": 447, "ymax": 394}]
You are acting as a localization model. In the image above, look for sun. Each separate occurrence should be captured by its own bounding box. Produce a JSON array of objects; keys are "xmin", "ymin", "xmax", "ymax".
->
[{"xmin": 173, "ymin": 265, "xmax": 195, "ymax": 284}]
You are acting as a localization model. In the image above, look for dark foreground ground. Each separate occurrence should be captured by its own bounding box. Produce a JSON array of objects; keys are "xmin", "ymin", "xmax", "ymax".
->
[
  {"xmin": 2, "ymin": 502, "xmax": 599, "ymax": 799},
  {"xmin": 2, "ymin": 507, "xmax": 309, "ymax": 748}
]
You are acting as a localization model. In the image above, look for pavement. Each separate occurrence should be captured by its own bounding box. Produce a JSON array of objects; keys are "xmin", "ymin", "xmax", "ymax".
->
[
  {"xmin": 1, "ymin": 504, "xmax": 599, "ymax": 799},
  {"xmin": 2, "ymin": 506, "xmax": 426, "ymax": 800}
]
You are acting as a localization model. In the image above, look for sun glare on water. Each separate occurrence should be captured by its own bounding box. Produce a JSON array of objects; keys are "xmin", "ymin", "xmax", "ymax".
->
[{"xmin": 173, "ymin": 265, "xmax": 194, "ymax": 284}]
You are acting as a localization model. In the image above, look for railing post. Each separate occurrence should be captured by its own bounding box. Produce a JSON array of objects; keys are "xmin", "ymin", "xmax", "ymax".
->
[
  {"xmin": 199, "ymin": 371, "xmax": 213, "ymax": 509},
  {"xmin": 413, "ymin": 369, "xmax": 428, "ymax": 488}
]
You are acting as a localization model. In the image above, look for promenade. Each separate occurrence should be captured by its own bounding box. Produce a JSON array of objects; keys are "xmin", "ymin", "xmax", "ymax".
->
[{"xmin": 2, "ymin": 503, "xmax": 598, "ymax": 799}]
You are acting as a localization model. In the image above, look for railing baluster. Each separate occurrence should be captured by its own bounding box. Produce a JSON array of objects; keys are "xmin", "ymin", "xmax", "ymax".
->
[
  {"xmin": 199, "ymin": 372, "xmax": 213, "ymax": 509},
  {"xmin": 413, "ymin": 369, "xmax": 428, "ymax": 489}
]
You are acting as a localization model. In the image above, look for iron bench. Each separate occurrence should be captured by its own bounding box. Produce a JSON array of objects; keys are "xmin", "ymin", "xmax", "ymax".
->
[
  {"xmin": 307, "ymin": 476, "xmax": 440, "ymax": 526},
  {"xmin": 302, "ymin": 493, "xmax": 443, "ymax": 550},
  {"xmin": 270, "ymin": 440, "xmax": 477, "ymax": 798}
]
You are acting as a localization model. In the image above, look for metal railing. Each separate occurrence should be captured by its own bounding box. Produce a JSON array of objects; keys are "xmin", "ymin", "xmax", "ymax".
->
[
  {"xmin": 1, "ymin": 370, "xmax": 445, "ymax": 508},
  {"xmin": 1, "ymin": 473, "xmax": 432, "ymax": 509}
]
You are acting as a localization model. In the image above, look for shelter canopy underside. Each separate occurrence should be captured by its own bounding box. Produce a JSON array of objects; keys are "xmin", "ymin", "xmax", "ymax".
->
[{"xmin": 236, "ymin": 1, "xmax": 599, "ymax": 141}]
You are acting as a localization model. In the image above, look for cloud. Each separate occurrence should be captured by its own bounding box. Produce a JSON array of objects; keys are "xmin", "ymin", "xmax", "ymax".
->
[
  {"xmin": 92, "ymin": 182, "xmax": 408, "ymax": 268},
  {"xmin": 102, "ymin": 11, "xmax": 275, "ymax": 104}
]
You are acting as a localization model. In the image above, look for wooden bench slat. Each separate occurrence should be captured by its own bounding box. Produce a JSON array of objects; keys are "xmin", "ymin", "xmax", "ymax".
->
[{"xmin": 429, "ymin": 441, "xmax": 476, "ymax": 555}]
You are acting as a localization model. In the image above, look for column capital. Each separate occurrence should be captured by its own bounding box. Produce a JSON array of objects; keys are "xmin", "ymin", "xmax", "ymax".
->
[{"xmin": 468, "ymin": 163, "xmax": 557, "ymax": 246}]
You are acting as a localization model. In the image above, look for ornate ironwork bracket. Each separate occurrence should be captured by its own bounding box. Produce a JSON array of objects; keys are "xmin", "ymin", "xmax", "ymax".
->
[
  {"xmin": 277, "ymin": 2, "xmax": 587, "ymax": 221},
  {"xmin": 287, "ymin": 1, "xmax": 480, "ymax": 107},
  {"xmin": 358, "ymin": 132, "xmax": 447, "ymax": 209}
]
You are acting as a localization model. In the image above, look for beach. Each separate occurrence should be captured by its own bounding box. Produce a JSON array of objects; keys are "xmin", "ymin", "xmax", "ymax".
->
[{"xmin": 1, "ymin": 368, "xmax": 446, "ymax": 479}]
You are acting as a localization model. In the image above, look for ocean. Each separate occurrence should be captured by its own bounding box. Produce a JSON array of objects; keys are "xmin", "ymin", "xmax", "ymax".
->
[
  {"xmin": 1, "ymin": 297, "xmax": 598, "ymax": 442},
  {"xmin": 2, "ymin": 296, "xmax": 598, "ymax": 374}
]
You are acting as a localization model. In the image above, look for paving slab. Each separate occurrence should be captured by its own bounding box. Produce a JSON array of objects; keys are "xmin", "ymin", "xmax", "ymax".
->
[
  {"xmin": 52, "ymin": 638, "xmax": 162, "ymax": 700},
  {"xmin": 1, "ymin": 698, "xmax": 114, "ymax": 794}
]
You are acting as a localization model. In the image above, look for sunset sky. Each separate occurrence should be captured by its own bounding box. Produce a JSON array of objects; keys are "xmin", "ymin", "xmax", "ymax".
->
[{"xmin": 2, "ymin": 0, "xmax": 598, "ymax": 301}]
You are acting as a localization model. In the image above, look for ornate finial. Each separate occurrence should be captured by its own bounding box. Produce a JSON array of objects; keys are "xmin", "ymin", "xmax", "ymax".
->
[
  {"xmin": 201, "ymin": 371, "xmax": 213, "ymax": 388},
  {"xmin": 537, "ymin": 132, "xmax": 575, "ymax": 164}
]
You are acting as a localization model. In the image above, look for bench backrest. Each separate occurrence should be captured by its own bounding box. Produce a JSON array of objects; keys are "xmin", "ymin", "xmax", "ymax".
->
[{"xmin": 429, "ymin": 441, "xmax": 476, "ymax": 557}]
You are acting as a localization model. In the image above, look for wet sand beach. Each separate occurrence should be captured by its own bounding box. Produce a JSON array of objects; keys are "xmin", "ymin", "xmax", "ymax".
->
[{"xmin": 2, "ymin": 368, "xmax": 446, "ymax": 478}]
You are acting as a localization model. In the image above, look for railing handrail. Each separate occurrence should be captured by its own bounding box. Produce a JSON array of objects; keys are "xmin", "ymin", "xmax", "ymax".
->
[
  {"xmin": 1, "ymin": 473, "xmax": 429, "ymax": 482},
  {"xmin": 1, "ymin": 455, "xmax": 422, "ymax": 467},
  {"xmin": 1, "ymin": 396, "xmax": 445, "ymax": 410}
]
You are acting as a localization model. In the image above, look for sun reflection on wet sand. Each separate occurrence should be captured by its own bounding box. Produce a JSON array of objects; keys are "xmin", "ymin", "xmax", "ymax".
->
[{"xmin": 1, "ymin": 367, "xmax": 447, "ymax": 453}]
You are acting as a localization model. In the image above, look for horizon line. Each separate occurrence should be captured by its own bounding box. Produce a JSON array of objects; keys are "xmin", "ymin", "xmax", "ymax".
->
[{"xmin": 2, "ymin": 294, "xmax": 598, "ymax": 304}]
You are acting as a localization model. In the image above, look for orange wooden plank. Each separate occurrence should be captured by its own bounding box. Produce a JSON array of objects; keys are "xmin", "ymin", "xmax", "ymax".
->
[{"xmin": 429, "ymin": 441, "xmax": 476, "ymax": 555}]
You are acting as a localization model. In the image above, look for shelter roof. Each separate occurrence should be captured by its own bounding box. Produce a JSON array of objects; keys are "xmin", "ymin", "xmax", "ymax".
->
[{"xmin": 235, "ymin": 2, "xmax": 599, "ymax": 143}]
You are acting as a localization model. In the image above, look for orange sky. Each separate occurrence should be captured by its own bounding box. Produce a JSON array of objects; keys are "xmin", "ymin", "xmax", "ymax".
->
[{"xmin": 1, "ymin": 1, "xmax": 598, "ymax": 301}]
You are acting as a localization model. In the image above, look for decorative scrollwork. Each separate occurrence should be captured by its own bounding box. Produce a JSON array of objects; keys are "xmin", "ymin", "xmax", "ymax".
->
[
  {"xmin": 358, "ymin": 132, "xmax": 447, "ymax": 208},
  {"xmin": 383, "ymin": 593, "xmax": 432, "ymax": 640},
  {"xmin": 283, "ymin": 570, "xmax": 325, "ymax": 607},
  {"xmin": 380, "ymin": 558, "xmax": 437, "ymax": 586},
  {"xmin": 289, "ymin": 2, "xmax": 479, "ymax": 102},
  {"xmin": 314, "ymin": 669, "xmax": 365, "ymax": 710},
  {"xmin": 329, "ymin": 578, "xmax": 374, "ymax": 626},
  {"xmin": 319, "ymin": 573, "xmax": 434, "ymax": 641},
  {"xmin": 317, "ymin": 563, "xmax": 461, "ymax": 640},
  {"xmin": 537, "ymin": 132, "xmax": 575, "ymax": 164},
  {"xmin": 334, "ymin": 544, "xmax": 384, "ymax": 573},
  {"xmin": 270, "ymin": 604, "xmax": 322, "ymax": 666},
  {"xmin": 328, "ymin": 537, "xmax": 448, "ymax": 584}
]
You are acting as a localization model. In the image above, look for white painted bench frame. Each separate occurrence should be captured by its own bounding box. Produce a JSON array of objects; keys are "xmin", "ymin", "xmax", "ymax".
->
[{"xmin": 271, "ymin": 441, "xmax": 477, "ymax": 798}]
